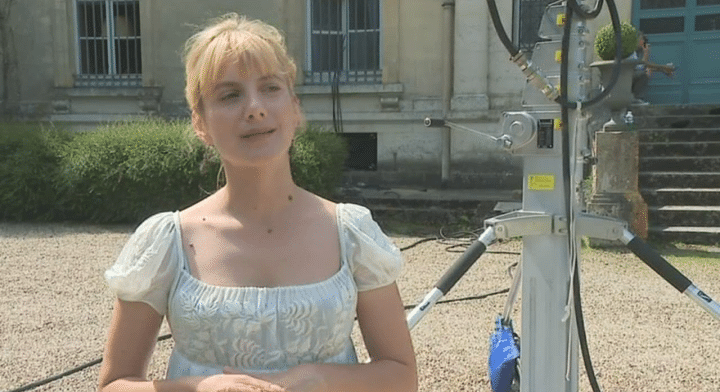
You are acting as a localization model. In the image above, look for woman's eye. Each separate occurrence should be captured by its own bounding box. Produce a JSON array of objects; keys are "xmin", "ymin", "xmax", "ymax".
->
[
  {"xmin": 220, "ymin": 91, "xmax": 240, "ymax": 101},
  {"xmin": 264, "ymin": 84, "xmax": 282, "ymax": 93}
]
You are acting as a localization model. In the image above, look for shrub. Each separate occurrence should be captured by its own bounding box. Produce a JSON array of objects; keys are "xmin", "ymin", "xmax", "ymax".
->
[
  {"xmin": 291, "ymin": 125, "xmax": 348, "ymax": 199},
  {"xmin": 594, "ymin": 22, "xmax": 638, "ymax": 61},
  {"xmin": 54, "ymin": 119, "xmax": 221, "ymax": 223},
  {"xmin": 0, "ymin": 119, "xmax": 348, "ymax": 223},
  {"xmin": 0, "ymin": 123, "xmax": 70, "ymax": 221}
]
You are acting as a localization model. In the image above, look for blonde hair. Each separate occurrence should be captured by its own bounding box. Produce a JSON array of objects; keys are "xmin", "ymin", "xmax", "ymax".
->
[{"xmin": 183, "ymin": 13, "xmax": 298, "ymax": 113}]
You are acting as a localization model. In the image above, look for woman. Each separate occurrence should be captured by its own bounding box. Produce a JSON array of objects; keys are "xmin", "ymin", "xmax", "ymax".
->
[{"xmin": 97, "ymin": 13, "xmax": 417, "ymax": 392}]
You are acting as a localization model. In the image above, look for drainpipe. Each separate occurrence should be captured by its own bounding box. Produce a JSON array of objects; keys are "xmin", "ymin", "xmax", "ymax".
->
[{"xmin": 441, "ymin": 0, "xmax": 455, "ymax": 187}]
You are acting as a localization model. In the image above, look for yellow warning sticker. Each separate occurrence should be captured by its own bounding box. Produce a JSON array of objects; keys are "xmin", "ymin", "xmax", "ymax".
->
[
  {"xmin": 554, "ymin": 118, "xmax": 563, "ymax": 130},
  {"xmin": 555, "ymin": 50, "xmax": 562, "ymax": 63},
  {"xmin": 557, "ymin": 13, "xmax": 566, "ymax": 26},
  {"xmin": 528, "ymin": 174, "xmax": 555, "ymax": 191}
]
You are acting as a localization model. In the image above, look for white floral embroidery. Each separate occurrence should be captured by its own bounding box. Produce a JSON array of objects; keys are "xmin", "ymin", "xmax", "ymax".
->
[{"xmin": 109, "ymin": 205, "xmax": 401, "ymax": 376}]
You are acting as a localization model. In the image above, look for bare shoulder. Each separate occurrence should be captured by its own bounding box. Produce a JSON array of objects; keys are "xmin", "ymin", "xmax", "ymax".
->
[
  {"xmin": 295, "ymin": 189, "xmax": 337, "ymax": 219},
  {"xmin": 178, "ymin": 191, "xmax": 223, "ymax": 226}
]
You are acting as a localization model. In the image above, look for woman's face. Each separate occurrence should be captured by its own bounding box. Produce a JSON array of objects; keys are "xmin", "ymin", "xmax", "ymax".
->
[{"xmin": 194, "ymin": 60, "xmax": 301, "ymax": 168}]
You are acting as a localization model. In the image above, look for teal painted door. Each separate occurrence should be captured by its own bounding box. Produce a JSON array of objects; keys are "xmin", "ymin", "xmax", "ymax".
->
[{"xmin": 633, "ymin": 0, "xmax": 720, "ymax": 104}]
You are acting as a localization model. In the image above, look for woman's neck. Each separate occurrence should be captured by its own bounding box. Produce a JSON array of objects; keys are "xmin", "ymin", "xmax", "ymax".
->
[{"xmin": 219, "ymin": 159, "xmax": 300, "ymax": 225}]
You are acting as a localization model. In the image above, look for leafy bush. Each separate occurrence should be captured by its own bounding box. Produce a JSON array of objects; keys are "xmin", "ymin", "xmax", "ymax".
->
[
  {"xmin": 0, "ymin": 120, "xmax": 348, "ymax": 223},
  {"xmin": 0, "ymin": 123, "xmax": 70, "ymax": 221},
  {"xmin": 54, "ymin": 120, "xmax": 221, "ymax": 222},
  {"xmin": 291, "ymin": 125, "xmax": 348, "ymax": 199},
  {"xmin": 594, "ymin": 22, "xmax": 638, "ymax": 61}
]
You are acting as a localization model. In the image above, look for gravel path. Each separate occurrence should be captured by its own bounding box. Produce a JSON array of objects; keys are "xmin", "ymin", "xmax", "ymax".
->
[{"xmin": 1, "ymin": 221, "xmax": 719, "ymax": 391}]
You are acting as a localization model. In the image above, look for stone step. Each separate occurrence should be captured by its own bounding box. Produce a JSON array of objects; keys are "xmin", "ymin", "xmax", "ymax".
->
[
  {"xmin": 636, "ymin": 115, "xmax": 720, "ymax": 130},
  {"xmin": 342, "ymin": 170, "xmax": 523, "ymax": 191},
  {"xmin": 648, "ymin": 225, "xmax": 720, "ymax": 245},
  {"xmin": 648, "ymin": 205, "xmax": 720, "ymax": 228},
  {"xmin": 638, "ymin": 129, "xmax": 720, "ymax": 143},
  {"xmin": 641, "ymin": 188, "xmax": 720, "ymax": 206},
  {"xmin": 336, "ymin": 187, "xmax": 522, "ymax": 225},
  {"xmin": 639, "ymin": 172, "xmax": 720, "ymax": 188},
  {"xmin": 631, "ymin": 104, "xmax": 720, "ymax": 118},
  {"xmin": 640, "ymin": 156, "xmax": 720, "ymax": 172},
  {"xmin": 640, "ymin": 141, "xmax": 720, "ymax": 157}
]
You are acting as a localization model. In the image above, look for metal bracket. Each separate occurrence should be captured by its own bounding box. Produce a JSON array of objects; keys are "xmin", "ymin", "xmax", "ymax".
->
[
  {"xmin": 484, "ymin": 210, "xmax": 556, "ymax": 239},
  {"xmin": 575, "ymin": 213, "xmax": 627, "ymax": 241}
]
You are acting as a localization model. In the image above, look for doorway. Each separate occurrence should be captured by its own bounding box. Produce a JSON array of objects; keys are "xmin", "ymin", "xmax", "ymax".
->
[{"xmin": 633, "ymin": 0, "xmax": 720, "ymax": 104}]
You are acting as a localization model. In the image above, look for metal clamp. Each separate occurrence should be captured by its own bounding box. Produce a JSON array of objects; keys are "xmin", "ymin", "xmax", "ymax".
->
[{"xmin": 484, "ymin": 210, "xmax": 555, "ymax": 239}]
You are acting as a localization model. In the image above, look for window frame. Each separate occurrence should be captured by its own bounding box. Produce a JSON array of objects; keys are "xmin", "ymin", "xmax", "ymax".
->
[
  {"xmin": 305, "ymin": 0, "xmax": 383, "ymax": 85},
  {"xmin": 72, "ymin": 0, "xmax": 142, "ymax": 87}
]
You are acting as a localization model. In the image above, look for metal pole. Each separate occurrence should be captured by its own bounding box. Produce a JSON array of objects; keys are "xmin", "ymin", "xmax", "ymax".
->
[{"xmin": 440, "ymin": 0, "xmax": 454, "ymax": 187}]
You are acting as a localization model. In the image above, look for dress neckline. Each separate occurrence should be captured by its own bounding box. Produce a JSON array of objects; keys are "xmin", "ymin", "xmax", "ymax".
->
[{"xmin": 170, "ymin": 204, "xmax": 348, "ymax": 292}]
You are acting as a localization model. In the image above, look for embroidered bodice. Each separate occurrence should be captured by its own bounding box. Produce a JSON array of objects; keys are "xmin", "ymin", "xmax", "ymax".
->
[{"xmin": 105, "ymin": 203, "xmax": 402, "ymax": 378}]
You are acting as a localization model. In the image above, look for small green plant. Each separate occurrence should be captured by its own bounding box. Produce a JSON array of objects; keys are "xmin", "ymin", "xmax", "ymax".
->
[
  {"xmin": 291, "ymin": 125, "xmax": 348, "ymax": 199},
  {"xmin": 594, "ymin": 21, "xmax": 638, "ymax": 61}
]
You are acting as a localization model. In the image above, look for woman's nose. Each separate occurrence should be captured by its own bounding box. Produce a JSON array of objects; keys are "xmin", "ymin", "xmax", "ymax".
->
[{"xmin": 246, "ymin": 94, "xmax": 266, "ymax": 121}]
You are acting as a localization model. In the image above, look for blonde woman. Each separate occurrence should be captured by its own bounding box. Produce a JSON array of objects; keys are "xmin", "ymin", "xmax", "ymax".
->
[{"xmin": 98, "ymin": 13, "xmax": 416, "ymax": 392}]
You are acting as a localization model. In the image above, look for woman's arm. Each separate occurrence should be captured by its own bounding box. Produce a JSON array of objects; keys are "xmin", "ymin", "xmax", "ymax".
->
[
  {"xmin": 97, "ymin": 299, "xmax": 177, "ymax": 391},
  {"xmin": 252, "ymin": 283, "xmax": 418, "ymax": 392},
  {"xmin": 99, "ymin": 299, "xmax": 288, "ymax": 392}
]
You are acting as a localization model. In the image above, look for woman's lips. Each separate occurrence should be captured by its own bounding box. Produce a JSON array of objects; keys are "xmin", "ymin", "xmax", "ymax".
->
[{"xmin": 241, "ymin": 129, "xmax": 275, "ymax": 139}]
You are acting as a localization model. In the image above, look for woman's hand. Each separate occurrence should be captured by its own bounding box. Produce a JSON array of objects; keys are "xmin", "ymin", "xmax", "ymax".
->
[
  {"xmin": 223, "ymin": 365, "xmax": 325, "ymax": 392},
  {"xmin": 196, "ymin": 373, "xmax": 288, "ymax": 392}
]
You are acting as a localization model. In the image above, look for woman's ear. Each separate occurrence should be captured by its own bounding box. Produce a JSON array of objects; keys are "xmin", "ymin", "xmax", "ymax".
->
[
  {"xmin": 192, "ymin": 110, "xmax": 213, "ymax": 146},
  {"xmin": 292, "ymin": 96, "xmax": 304, "ymax": 130}
]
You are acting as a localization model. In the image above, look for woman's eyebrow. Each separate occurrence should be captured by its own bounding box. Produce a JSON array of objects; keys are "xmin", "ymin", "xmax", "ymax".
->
[
  {"xmin": 258, "ymin": 74, "xmax": 283, "ymax": 83},
  {"xmin": 213, "ymin": 81, "xmax": 240, "ymax": 91}
]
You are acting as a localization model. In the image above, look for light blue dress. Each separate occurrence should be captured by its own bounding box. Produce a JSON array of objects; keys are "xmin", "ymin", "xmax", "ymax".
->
[{"xmin": 105, "ymin": 203, "xmax": 402, "ymax": 378}]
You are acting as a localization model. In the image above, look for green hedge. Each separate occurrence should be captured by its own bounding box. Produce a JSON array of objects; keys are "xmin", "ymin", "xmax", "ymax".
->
[
  {"xmin": 0, "ymin": 123, "xmax": 70, "ymax": 221},
  {"xmin": 0, "ymin": 120, "xmax": 347, "ymax": 223}
]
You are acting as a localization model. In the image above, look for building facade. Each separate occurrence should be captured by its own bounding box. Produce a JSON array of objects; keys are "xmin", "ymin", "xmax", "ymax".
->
[{"xmin": 5, "ymin": 1, "xmax": 718, "ymax": 190}]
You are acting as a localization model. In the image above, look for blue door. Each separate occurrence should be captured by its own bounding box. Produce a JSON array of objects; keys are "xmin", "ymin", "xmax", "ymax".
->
[{"xmin": 633, "ymin": 0, "xmax": 720, "ymax": 104}]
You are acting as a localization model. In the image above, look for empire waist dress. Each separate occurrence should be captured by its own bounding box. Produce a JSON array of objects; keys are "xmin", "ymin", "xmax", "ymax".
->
[{"xmin": 105, "ymin": 203, "xmax": 403, "ymax": 378}]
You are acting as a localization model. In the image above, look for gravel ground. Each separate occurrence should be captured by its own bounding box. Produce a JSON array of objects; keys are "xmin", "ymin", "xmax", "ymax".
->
[{"xmin": 1, "ymin": 221, "xmax": 719, "ymax": 392}]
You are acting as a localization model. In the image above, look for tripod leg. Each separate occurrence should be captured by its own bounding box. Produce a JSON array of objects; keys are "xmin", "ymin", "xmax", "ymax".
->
[
  {"xmin": 621, "ymin": 229, "xmax": 720, "ymax": 321},
  {"xmin": 406, "ymin": 227, "xmax": 496, "ymax": 330}
]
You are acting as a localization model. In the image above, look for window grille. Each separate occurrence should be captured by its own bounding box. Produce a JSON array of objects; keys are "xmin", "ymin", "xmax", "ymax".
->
[
  {"xmin": 305, "ymin": 0, "xmax": 381, "ymax": 85},
  {"xmin": 74, "ymin": 0, "xmax": 141, "ymax": 87},
  {"xmin": 516, "ymin": 0, "xmax": 557, "ymax": 57}
]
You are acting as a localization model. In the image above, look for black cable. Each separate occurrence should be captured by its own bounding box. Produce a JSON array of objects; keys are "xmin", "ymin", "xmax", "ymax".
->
[
  {"xmin": 570, "ymin": 0, "xmax": 622, "ymax": 109},
  {"xmin": 403, "ymin": 288, "xmax": 510, "ymax": 310},
  {"xmin": 486, "ymin": 0, "xmax": 622, "ymax": 110},
  {"xmin": 486, "ymin": 0, "xmax": 519, "ymax": 57},
  {"xmin": 331, "ymin": 34, "xmax": 344, "ymax": 134},
  {"xmin": 400, "ymin": 237, "xmax": 437, "ymax": 251},
  {"xmin": 561, "ymin": 4, "xmax": 603, "ymax": 392},
  {"xmin": 6, "ymin": 334, "xmax": 173, "ymax": 392}
]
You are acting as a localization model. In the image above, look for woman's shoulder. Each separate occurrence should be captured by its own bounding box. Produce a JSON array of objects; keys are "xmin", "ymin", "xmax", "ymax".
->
[
  {"xmin": 105, "ymin": 210, "xmax": 181, "ymax": 314},
  {"xmin": 336, "ymin": 202, "xmax": 374, "ymax": 226},
  {"xmin": 127, "ymin": 211, "xmax": 179, "ymax": 244}
]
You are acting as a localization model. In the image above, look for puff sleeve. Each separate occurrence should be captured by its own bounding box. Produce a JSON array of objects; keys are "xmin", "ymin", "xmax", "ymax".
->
[
  {"xmin": 339, "ymin": 203, "xmax": 403, "ymax": 292},
  {"xmin": 105, "ymin": 212, "xmax": 180, "ymax": 315}
]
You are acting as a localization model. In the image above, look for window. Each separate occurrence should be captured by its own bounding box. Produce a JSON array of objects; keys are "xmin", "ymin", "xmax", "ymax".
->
[
  {"xmin": 306, "ymin": 0, "xmax": 381, "ymax": 85},
  {"xmin": 515, "ymin": 0, "xmax": 558, "ymax": 55},
  {"xmin": 74, "ymin": 0, "xmax": 141, "ymax": 87}
]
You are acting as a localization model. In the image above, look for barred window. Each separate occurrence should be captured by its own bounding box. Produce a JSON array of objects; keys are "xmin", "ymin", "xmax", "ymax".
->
[
  {"xmin": 75, "ymin": 0, "xmax": 141, "ymax": 87},
  {"xmin": 305, "ymin": 0, "xmax": 381, "ymax": 85}
]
